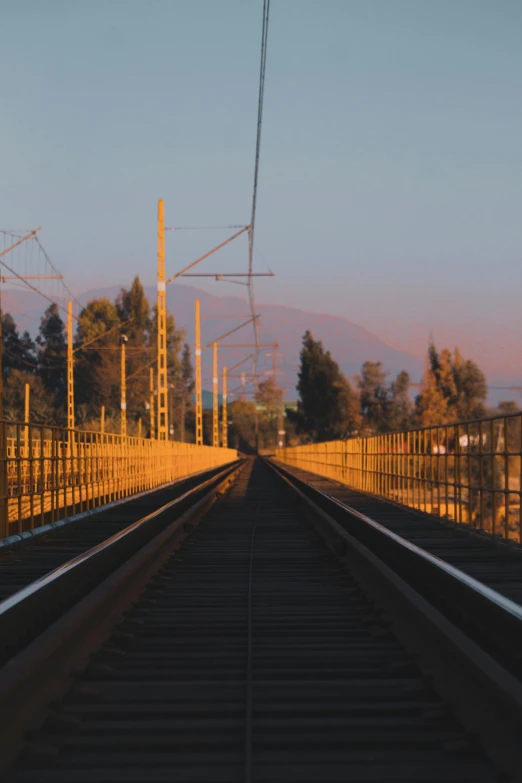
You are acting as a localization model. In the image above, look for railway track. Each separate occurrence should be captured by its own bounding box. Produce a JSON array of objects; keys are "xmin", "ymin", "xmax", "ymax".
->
[
  {"xmin": 1, "ymin": 458, "xmax": 522, "ymax": 781},
  {"xmin": 273, "ymin": 460, "xmax": 522, "ymax": 604},
  {"xmin": 0, "ymin": 461, "xmax": 243, "ymax": 668},
  {"xmin": 0, "ymin": 463, "xmax": 240, "ymax": 604}
]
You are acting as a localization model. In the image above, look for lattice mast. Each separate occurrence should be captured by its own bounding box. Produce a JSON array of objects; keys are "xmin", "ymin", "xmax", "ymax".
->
[
  {"xmin": 0, "ymin": 228, "xmax": 79, "ymax": 424},
  {"xmin": 212, "ymin": 342, "xmax": 219, "ymax": 448},
  {"xmin": 157, "ymin": 199, "xmax": 168, "ymax": 440},
  {"xmin": 120, "ymin": 336, "xmax": 127, "ymax": 436},
  {"xmin": 222, "ymin": 366, "xmax": 228, "ymax": 448},
  {"xmin": 195, "ymin": 299, "xmax": 203, "ymax": 446},
  {"xmin": 149, "ymin": 367, "xmax": 155, "ymax": 439},
  {"xmin": 67, "ymin": 301, "xmax": 75, "ymax": 431},
  {"xmin": 272, "ymin": 348, "xmax": 285, "ymax": 449}
]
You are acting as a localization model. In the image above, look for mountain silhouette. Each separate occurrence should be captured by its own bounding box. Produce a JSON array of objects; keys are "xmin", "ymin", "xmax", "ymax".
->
[{"xmin": 2, "ymin": 283, "xmax": 422, "ymax": 399}]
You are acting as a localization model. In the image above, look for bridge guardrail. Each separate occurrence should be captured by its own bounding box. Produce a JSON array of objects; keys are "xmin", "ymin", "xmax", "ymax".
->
[
  {"xmin": 0, "ymin": 420, "xmax": 238, "ymax": 537},
  {"xmin": 276, "ymin": 412, "xmax": 522, "ymax": 542}
]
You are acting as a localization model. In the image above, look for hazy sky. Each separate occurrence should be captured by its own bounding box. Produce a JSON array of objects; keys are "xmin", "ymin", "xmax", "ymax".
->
[{"xmin": 2, "ymin": 0, "xmax": 521, "ymax": 366}]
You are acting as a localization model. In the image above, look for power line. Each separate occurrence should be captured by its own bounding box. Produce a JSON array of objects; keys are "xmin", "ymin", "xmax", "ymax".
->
[
  {"xmin": 248, "ymin": 0, "xmax": 271, "ymax": 447},
  {"xmin": 0, "ymin": 231, "xmax": 80, "ymax": 321},
  {"xmin": 3, "ymin": 348, "xmax": 65, "ymax": 371},
  {"xmin": 34, "ymin": 236, "xmax": 83, "ymax": 312},
  {"xmin": 0, "ymin": 245, "xmax": 70, "ymax": 319},
  {"xmin": 250, "ymin": 0, "xmax": 271, "ymax": 259},
  {"xmin": 165, "ymin": 225, "xmax": 248, "ymax": 231}
]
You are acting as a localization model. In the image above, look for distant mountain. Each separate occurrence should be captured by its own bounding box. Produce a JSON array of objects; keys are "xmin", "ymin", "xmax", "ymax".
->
[
  {"xmin": 77, "ymin": 283, "xmax": 425, "ymax": 397},
  {"xmin": 2, "ymin": 282, "xmax": 423, "ymax": 398},
  {"xmin": 3, "ymin": 283, "xmax": 520, "ymax": 406}
]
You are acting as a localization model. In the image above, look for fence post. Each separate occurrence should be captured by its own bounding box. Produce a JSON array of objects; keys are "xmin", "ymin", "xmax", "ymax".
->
[{"xmin": 0, "ymin": 421, "xmax": 8, "ymax": 538}]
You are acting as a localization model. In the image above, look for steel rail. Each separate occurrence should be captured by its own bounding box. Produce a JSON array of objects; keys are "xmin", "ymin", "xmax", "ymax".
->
[
  {"xmin": 268, "ymin": 459, "xmax": 522, "ymax": 675},
  {"xmin": 244, "ymin": 501, "xmax": 258, "ymax": 783},
  {"xmin": 1, "ymin": 457, "xmax": 520, "ymax": 780},
  {"xmin": 0, "ymin": 459, "xmax": 246, "ymax": 775},
  {"xmin": 275, "ymin": 463, "xmax": 522, "ymax": 619},
  {"xmin": 0, "ymin": 460, "xmax": 243, "ymax": 662},
  {"xmin": 266, "ymin": 458, "xmax": 522, "ymax": 778},
  {"xmin": 0, "ymin": 462, "xmax": 237, "ymax": 553}
]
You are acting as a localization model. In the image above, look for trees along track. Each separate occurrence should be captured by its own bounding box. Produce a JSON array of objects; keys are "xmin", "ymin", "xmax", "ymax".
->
[{"xmin": 0, "ymin": 458, "xmax": 521, "ymax": 781}]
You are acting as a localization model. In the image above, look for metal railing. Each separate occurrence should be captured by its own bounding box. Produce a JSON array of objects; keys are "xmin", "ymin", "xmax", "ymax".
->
[
  {"xmin": 276, "ymin": 412, "xmax": 522, "ymax": 543},
  {"xmin": 0, "ymin": 420, "xmax": 238, "ymax": 538}
]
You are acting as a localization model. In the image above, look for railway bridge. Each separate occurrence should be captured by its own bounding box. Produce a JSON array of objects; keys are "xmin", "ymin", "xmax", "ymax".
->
[
  {"xmin": 2, "ymin": 0, "xmax": 517, "ymax": 777},
  {"xmin": 0, "ymin": 409, "xmax": 521, "ymax": 781}
]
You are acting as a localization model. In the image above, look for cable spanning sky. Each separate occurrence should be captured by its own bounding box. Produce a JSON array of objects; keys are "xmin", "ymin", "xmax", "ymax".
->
[{"xmin": 1, "ymin": 0, "xmax": 522, "ymax": 376}]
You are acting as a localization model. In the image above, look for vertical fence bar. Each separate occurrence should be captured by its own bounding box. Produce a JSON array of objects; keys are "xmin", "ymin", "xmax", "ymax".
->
[
  {"xmin": 479, "ymin": 420, "xmax": 484, "ymax": 530},
  {"xmin": 519, "ymin": 414, "xmax": 522, "ymax": 543},
  {"xmin": 39, "ymin": 426, "xmax": 45, "ymax": 528},
  {"xmin": 491, "ymin": 419, "xmax": 496, "ymax": 535},
  {"xmin": 503, "ymin": 416, "xmax": 509, "ymax": 539},
  {"xmin": 0, "ymin": 418, "xmax": 236, "ymax": 536},
  {"xmin": 467, "ymin": 422, "xmax": 472, "ymax": 526},
  {"xmin": 421, "ymin": 430, "xmax": 428, "ymax": 512},
  {"xmin": 274, "ymin": 412, "xmax": 522, "ymax": 542},
  {"xmin": 28, "ymin": 424, "xmax": 34, "ymax": 529},
  {"xmin": 0, "ymin": 421, "xmax": 8, "ymax": 539},
  {"xmin": 16, "ymin": 424, "xmax": 22, "ymax": 533},
  {"xmin": 62, "ymin": 429, "xmax": 67, "ymax": 516},
  {"xmin": 455, "ymin": 424, "xmax": 461, "ymax": 524}
]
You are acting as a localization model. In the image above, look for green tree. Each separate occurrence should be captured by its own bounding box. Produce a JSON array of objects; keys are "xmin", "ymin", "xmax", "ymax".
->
[
  {"xmin": 113, "ymin": 277, "xmax": 155, "ymax": 431},
  {"xmin": 416, "ymin": 342, "xmax": 487, "ymax": 426},
  {"xmin": 356, "ymin": 362, "xmax": 415, "ymax": 433},
  {"xmin": 2, "ymin": 312, "xmax": 36, "ymax": 380},
  {"xmin": 228, "ymin": 397, "xmax": 258, "ymax": 453},
  {"xmin": 255, "ymin": 376, "xmax": 284, "ymax": 451},
  {"xmin": 73, "ymin": 280, "xmax": 186, "ymax": 435},
  {"xmin": 36, "ymin": 303, "xmax": 66, "ymax": 415},
  {"xmin": 4, "ymin": 369, "xmax": 55, "ymax": 424},
  {"xmin": 388, "ymin": 370, "xmax": 415, "ymax": 431},
  {"xmin": 177, "ymin": 343, "xmax": 194, "ymax": 442},
  {"xmin": 74, "ymin": 297, "xmax": 121, "ymax": 419},
  {"xmin": 432, "ymin": 347, "xmax": 458, "ymax": 404},
  {"xmin": 416, "ymin": 366, "xmax": 449, "ymax": 426},
  {"xmin": 452, "ymin": 348, "xmax": 487, "ymax": 420},
  {"xmin": 256, "ymin": 376, "xmax": 282, "ymax": 416},
  {"xmin": 116, "ymin": 276, "xmax": 150, "ymax": 343},
  {"xmin": 293, "ymin": 331, "xmax": 360, "ymax": 441},
  {"xmin": 357, "ymin": 361, "xmax": 390, "ymax": 433}
]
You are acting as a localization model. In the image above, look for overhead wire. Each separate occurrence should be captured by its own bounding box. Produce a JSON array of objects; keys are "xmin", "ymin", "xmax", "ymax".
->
[
  {"xmin": 34, "ymin": 235, "xmax": 83, "ymax": 312},
  {"xmin": 248, "ymin": 0, "xmax": 271, "ymax": 441},
  {"xmin": 166, "ymin": 225, "xmax": 248, "ymax": 231},
  {"xmin": 248, "ymin": 0, "xmax": 271, "ymax": 361},
  {"xmin": 253, "ymin": 239, "xmax": 273, "ymax": 274},
  {"xmin": 0, "ymin": 244, "xmax": 71, "ymax": 319},
  {"xmin": 3, "ymin": 348, "xmax": 65, "ymax": 371},
  {"xmin": 0, "ymin": 232, "xmax": 80, "ymax": 322}
]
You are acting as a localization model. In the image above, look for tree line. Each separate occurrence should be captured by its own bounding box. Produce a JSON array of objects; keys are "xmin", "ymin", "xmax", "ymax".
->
[
  {"xmin": 1, "ymin": 275, "xmax": 283, "ymax": 449},
  {"xmin": 1, "ymin": 284, "xmax": 516, "ymax": 448},
  {"xmin": 289, "ymin": 330, "xmax": 515, "ymax": 443},
  {"xmin": 2, "ymin": 276, "xmax": 194, "ymax": 437}
]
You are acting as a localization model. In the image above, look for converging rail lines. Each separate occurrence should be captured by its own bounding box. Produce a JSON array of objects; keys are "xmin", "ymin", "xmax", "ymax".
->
[{"xmin": 0, "ymin": 459, "xmax": 522, "ymax": 780}]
